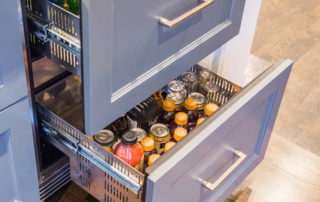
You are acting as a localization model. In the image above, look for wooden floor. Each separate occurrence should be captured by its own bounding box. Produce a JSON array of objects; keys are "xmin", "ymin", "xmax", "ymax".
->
[
  {"xmin": 237, "ymin": 0, "xmax": 320, "ymax": 201},
  {"xmin": 47, "ymin": 0, "xmax": 320, "ymax": 201}
]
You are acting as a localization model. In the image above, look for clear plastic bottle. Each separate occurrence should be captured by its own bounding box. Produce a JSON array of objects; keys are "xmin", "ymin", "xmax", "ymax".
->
[{"xmin": 158, "ymin": 99, "xmax": 176, "ymax": 127}]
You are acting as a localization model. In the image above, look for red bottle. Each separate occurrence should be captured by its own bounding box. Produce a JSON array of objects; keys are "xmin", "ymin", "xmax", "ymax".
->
[{"xmin": 114, "ymin": 131, "xmax": 144, "ymax": 171}]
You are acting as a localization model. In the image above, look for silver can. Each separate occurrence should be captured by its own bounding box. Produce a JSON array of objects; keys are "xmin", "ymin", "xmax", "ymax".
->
[
  {"xmin": 129, "ymin": 128, "xmax": 147, "ymax": 142},
  {"xmin": 149, "ymin": 123, "xmax": 171, "ymax": 154},
  {"xmin": 94, "ymin": 130, "xmax": 116, "ymax": 148},
  {"xmin": 166, "ymin": 92, "xmax": 185, "ymax": 111}
]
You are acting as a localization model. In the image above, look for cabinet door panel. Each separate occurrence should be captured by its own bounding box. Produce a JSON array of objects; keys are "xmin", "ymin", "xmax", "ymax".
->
[
  {"xmin": 81, "ymin": 0, "xmax": 246, "ymax": 134},
  {"xmin": 145, "ymin": 60, "xmax": 293, "ymax": 202},
  {"xmin": 0, "ymin": 99, "xmax": 40, "ymax": 202},
  {"xmin": 0, "ymin": 0, "xmax": 28, "ymax": 110}
]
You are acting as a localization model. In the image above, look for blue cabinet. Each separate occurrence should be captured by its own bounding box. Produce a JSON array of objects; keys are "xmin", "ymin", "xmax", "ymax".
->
[
  {"xmin": 0, "ymin": 0, "xmax": 28, "ymax": 111},
  {"xmin": 145, "ymin": 60, "xmax": 293, "ymax": 202},
  {"xmin": 0, "ymin": 98, "xmax": 40, "ymax": 202},
  {"xmin": 81, "ymin": 0, "xmax": 246, "ymax": 134}
]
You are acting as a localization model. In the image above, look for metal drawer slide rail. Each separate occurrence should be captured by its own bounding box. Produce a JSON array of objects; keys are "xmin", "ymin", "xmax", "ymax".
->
[{"xmin": 37, "ymin": 105, "xmax": 144, "ymax": 197}]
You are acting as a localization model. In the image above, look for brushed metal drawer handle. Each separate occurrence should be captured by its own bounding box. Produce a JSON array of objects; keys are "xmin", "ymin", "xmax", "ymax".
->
[
  {"xmin": 200, "ymin": 149, "xmax": 247, "ymax": 191},
  {"xmin": 159, "ymin": 0, "xmax": 214, "ymax": 28}
]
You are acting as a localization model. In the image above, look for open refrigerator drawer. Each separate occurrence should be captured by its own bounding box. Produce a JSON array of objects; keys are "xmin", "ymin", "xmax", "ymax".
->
[{"xmin": 35, "ymin": 60, "xmax": 292, "ymax": 201}]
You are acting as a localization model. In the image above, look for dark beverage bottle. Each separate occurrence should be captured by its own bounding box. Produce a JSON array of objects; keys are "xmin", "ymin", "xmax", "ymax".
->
[
  {"xmin": 169, "ymin": 112, "xmax": 189, "ymax": 135},
  {"xmin": 158, "ymin": 99, "xmax": 176, "ymax": 127},
  {"xmin": 141, "ymin": 137, "xmax": 156, "ymax": 173},
  {"xmin": 204, "ymin": 103, "xmax": 219, "ymax": 118},
  {"xmin": 182, "ymin": 98, "xmax": 199, "ymax": 130}
]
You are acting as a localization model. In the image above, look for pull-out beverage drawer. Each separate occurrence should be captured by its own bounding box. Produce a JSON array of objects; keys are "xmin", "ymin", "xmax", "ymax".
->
[{"xmin": 37, "ymin": 60, "xmax": 292, "ymax": 202}]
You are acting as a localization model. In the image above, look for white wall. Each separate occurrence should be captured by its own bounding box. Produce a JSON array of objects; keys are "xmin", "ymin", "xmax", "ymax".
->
[{"xmin": 199, "ymin": 0, "xmax": 262, "ymax": 87}]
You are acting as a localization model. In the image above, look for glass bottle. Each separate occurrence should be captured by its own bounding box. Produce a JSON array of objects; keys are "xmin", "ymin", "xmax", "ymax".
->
[
  {"xmin": 113, "ymin": 131, "xmax": 144, "ymax": 171},
  {"xmin": 141, "ymin": 137, "xmax": 156, "ymax": 173},
  {"xmin": 182, "ymin": 98, "xmax": 199, "ymax": 130},
  {"xmin": 169, "ymin": 112, "xmax": 189, "ymax": 135},
  {"xmin": 204, "ymin": 103, "xmax": 219, "ymax": 117},
  {"xmin": 163, "ymin": 141, "xmax": 176, "ymax": 153},
  {"xmin": 158, "ymin": 99, "xmax": 176, "ymax": 127}
]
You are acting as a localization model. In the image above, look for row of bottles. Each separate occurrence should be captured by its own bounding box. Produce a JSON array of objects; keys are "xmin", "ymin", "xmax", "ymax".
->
[
  {"xmin": 88, "ymin": 66, "xmax": 238, "ymax": 173},
  {"xmin": 49, "ymin": 0, "xmax": 80, "ymax": 15}
]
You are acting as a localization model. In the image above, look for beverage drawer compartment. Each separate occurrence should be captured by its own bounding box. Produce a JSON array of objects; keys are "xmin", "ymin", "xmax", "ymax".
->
[{"xmin": 37, "ymin": 60, "xmax": 292, "ymax": 201}]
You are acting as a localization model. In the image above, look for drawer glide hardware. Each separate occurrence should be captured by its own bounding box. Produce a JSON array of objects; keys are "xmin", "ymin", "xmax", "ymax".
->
[{"xmin": 199, "ymin": 149, "xmax": 247, "ymax": 191}]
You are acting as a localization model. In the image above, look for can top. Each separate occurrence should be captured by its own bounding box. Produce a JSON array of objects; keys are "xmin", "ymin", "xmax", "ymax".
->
[
  {"xmin": 163, "ymin": 99, "xmax": 176, "ymax": 112},
  {"xmin": 121, "ymin": 131, "xmax": 138, "ymax": 145},
  {"xmin": 168, "ymin": 80, "xmax": 185, "ymax": 92},
  {"xmin": 181, "ymin": 72, "xmax": 198, "ymax": 83},
  {"xmin": 189, "ymin": 92, "xmax": 206, "ymax": 106},
  {"xmin": 130, "ymin": 128, "xmax": 147, "ymax": 142},
  {"xmin": 150, "ymin": 123, "xmax": 170, "ymax": 138},
  {"xmin": 94, "ymin": 130, "xmax": 115, "ymax": 145},
  {"xmin": 166, "ymin": 92, "xmax": 184, "ymax": 105},
  {"xmin": 199, "ymin": 68, "xmax": 213, "ymax": 81},
  {"xmin": 203, "ymin": 81, "xmax": 219, "ymax": 93}
]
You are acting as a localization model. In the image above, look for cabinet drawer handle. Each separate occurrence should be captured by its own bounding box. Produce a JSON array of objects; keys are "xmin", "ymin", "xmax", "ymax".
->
[
  {"xmin": 200, "ymin": 149, "xmax": 247, "ymax": 191},
  {"xmin": 159, "ymin": 0, "xmax": 214, "ymax": 28}
]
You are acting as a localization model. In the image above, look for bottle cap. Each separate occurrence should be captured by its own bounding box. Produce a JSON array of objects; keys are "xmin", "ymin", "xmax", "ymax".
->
[
  {"xmin": 94, "ymin": 130, "xmax": 115, "ymax": 145},
  {"xmin": 174, "ymin": 112, "xmax": 188, "ymax": 125},
  {"xmin": 141, "ymin": 137, "xmax": 155, "ymax": 152},
  {"xmin": 163, "ymin": 99, "xmax": 176, "ymax": 112},
  {"xmin": 196, "ymin": 118, "xmax": 206, "ymax": 126},
  {"xmin": 164, "ymin": 142, "xmax": 176, "ymax": 153},
  {"xmin": 205, "ymin": 103, "xmax": 219, "ymax": 116},
  {"xmin": 184, "ymin": 97, "xmax": 197, "ymax": 111},
  {"xmin": 103, "ymin": 146, "xmax": 112, "ymax": 152},
  {"xmin": 148, "ymin": 154, "xmax": 161, "ymax": 166},
  {"xmin": 167, "ymin": 80, "xmax": 185, "ymax": 92},
  {"xmin": 174, "ymin": 128, "xmax": 187, "ymax": 142},
  {"xmin": 121, "ymin": 131, "xmax": 137, "ymax": 145}
]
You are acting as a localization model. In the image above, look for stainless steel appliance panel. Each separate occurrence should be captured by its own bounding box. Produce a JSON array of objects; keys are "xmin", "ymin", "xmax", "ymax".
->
[
  {"xmin": 0, "ymin": 98, "xmax": 40, "ymax": 202},
  {"xmin": 81, "ymin": 0, "xmax": 246, "ymax": 134},
  {"xmin": 145, "ymin": 60, "xmax": 293, "ymax": 202},
  {"xmin": 0, "ymin": 0, "xmax": 28, "ymax": 110}
]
